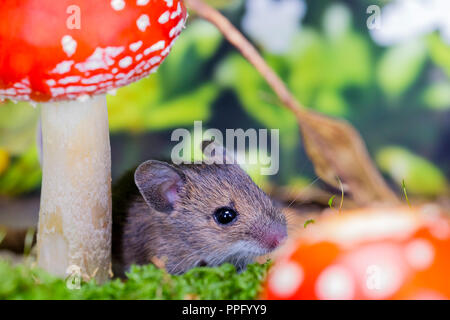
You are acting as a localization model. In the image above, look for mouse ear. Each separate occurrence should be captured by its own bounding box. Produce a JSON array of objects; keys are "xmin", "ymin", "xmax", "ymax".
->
[
  {"xmin": 201, "ymin": 139, "xmax": 236, "ymax": 165},
  {"xmin": 134, "ymin": 160, "xmax": 185, "ymax": 213}
]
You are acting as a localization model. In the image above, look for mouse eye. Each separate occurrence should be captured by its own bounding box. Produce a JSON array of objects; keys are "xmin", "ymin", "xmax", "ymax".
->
[{"xmin": 213, "ymin": 207, "xmax": 237, "ymax": 225}]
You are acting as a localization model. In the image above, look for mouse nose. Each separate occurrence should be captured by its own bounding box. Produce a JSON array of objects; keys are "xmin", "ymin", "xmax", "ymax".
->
[{"xmin": 262, "ymin": 223, "xmax": 287, "ymax": 250}]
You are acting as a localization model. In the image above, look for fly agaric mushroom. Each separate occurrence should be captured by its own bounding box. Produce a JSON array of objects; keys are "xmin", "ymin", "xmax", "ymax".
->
[
  {"xmin": 0, "ymin": 0, "xmax": 187, "ymax": 282},
  {"xmin": 263, "ymin": 206, "xmax": 450, "ymax": 300}
]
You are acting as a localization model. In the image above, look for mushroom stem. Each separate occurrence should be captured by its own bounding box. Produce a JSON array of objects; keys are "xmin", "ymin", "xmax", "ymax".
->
[{"xmin": 37, "ymin": 95, "xmax": 111, "ymax": 283}]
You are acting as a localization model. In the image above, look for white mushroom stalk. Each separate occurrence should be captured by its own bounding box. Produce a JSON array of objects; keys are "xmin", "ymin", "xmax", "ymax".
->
[
  {"xmin": 38, "ymin": 95, "xmax": 111, "ymax": 282},
  {"xmin": 0, "ymin": 0, "xmax": 187, "ymax": 282}
]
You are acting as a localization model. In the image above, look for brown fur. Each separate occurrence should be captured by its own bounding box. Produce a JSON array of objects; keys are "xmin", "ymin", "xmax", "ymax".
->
[{"xmin": 112, "ymin": 162, "xmax": 286, "ymax": 276}]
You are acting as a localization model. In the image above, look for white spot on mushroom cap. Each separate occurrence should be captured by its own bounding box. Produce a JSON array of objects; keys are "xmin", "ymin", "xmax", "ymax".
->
[
  {"xmin": 316, "ymin": 265, "xmax": 355, "ymax": 300},
  {"xmin": 164, "ymin": 0, "xmax": 173, "ymax": 8},
  {"xmin": 50, "ymin": 87, "xmax": 65, "ymax": 96},
  {"xmin": 270, "ymin": 262, "xmax": 304, "ymax": 298},
  {"xmin": 81, "ymin": 73, "xmax": 114, "ymax": 85},
  {"xmin": 17, "ymin": 87, "xmax": 31, "ymax": 92},
  {"xmin": 362, "ymin": 262, "xmax": 408, "ymax": 299},
  {"xmin": 137, "ymin": 14, "xmax": 151, "ymax": 32},
  {"xmin": 161, "ymin": 46, "xmax": 171, "ymax": 57},
  {"xmin": 364, "ymin": 261, "xmax": 405, "ymax": 299},
  {"xmin": 430, "ymin": 222, "xmax": 450, "ymax": 240},
  {"xmin": 161, "ymin": 37, "xmax": 178, "ymax": 56},
  {"xmin": 129, "ymin": 41, "xmax": 143, "ymax": 52},
  {"xmin": 61, "ymin": 35, "xmax": 77, "ymax": 57},
  {"xmin": 110, "ymin": 0, "xmax": 125, "ymax": 11},
  {"xmin": 135, "ymin": 54, "xmax": 143, "ymax": 61},
  {"xmin": 159, "ymin": 11, "xmax": 170, "ymax": 24},
  {"xmin": 137, "ymin": 0, "xmax": 149, "ymax": 5},
  {"xmin": 75, "ymin": 46, "xmax": 124, "ymax": 72},
  {"xmin": 134, "ymin": 61, "xmax": 146, "ymax": 71},
  {"xmin": 0, "ymin": 88, "xmax": 17, "ymax": 95},
  {"xmin": 46, "ymin": 79, "xmax": 57, "ymax": 87},
  {"xmin": 126, "ymin": 68, "xmax": 136, "ymax": 78},
  {"xmin": 119, "ymin": 56, "xmax": 133, "ymax": 68},
  {"xmin": 59, "ymin": 76, "xmax": 81, "ymax": 85},
  {"xmin": 171, "ymin": 2, "xmax": 182, "ymax": 19},
  {"xmin": 115, "ymin": 77, "xmax": 133, "ymax": 86},
  {"xmin": 149, "ymin": 56, "xmax": 162, "ymax": 65},
  {"xmin": 150, "ymin": 66, "xmax": 159, "ymax": 74},
  {"xmin": 420, "ymin": 206, "xmax": 450, "ymax": 240},
  {"xmin": 170, "ymin": 18, "xmax": 185, "ymax": 37},
  {"xmin": 52, "ymin": 60, "xmax": 74, "ymax": 74},
  {"xmin": 144, "ymin": 40, "xmax": 166, "ymax": 55},
  {"xmin": 66, "ymin": 85, "xmax": 97, "ymax": 93},
  {"xmin": 13, "ymin": 82, "xmax": 27, "ymax": 89},
  {"xmin": 405, "ymin": 238, "xmax": 434, "ymax": 270},
  {"xmin": 343, "ymin": 243, "xmax": 406, "ymax": 299},
  {"xmin": 99, "ymin": 81, "xmax": 114, "ymax": 88}
]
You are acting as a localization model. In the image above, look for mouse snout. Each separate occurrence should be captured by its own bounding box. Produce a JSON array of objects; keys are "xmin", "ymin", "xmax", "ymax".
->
[{"xmin": 260, "ymin": 223, "xmax": 287, "ymax": 250}]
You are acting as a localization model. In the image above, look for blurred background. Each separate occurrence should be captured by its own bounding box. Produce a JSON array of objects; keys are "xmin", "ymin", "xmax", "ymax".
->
[{"xmin": 0, "ymin": 0, "xmax": 449, "ymax": 226}]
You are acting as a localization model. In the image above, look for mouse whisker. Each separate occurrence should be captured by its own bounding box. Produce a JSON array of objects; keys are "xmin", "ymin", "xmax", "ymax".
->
[
  {"xmin": 171, "ymin": 251, "xmax": 206, "ymax": 274},
  {"xmin": 285, "ymin": 176, "xmax": 320, "ymax": 210},
  {"xmin": 170, "ymin": 243, "xmax": 212, "ymax": 274},
  {"xmin": 228, "ymin": 242, "xmax": 258, "ymax": 267}
]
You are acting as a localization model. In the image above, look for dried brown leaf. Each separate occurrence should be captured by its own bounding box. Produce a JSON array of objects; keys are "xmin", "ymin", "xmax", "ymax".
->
[{"xmin": 296, "ymin": 109, "xmax": 399, "ymax": 205}]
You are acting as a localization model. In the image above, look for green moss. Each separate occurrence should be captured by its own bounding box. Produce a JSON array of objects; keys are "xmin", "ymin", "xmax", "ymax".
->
[{"xmin": 0, "ymin": 260, "xmax": 270, "ymax": 300}]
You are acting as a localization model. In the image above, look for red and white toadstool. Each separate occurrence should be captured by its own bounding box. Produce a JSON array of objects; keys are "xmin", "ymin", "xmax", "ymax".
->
[
  {"xmin": 263, "ymin": 206, "xmax": 450, "ymax": 300},
  {"xmin": 0, "ymin": 0, "xmax": 187, "ymax": 282}
]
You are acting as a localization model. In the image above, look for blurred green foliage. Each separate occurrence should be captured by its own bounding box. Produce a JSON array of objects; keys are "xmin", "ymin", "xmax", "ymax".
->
[
  {"xmin": 377, "ymin": 40, "xmax": 427, "ymax": 98},
  {"xmin": 376, "ymin": 146, "xmax": 447, "ymax": 197},
  {"xmin": 0, "ymin": 259, "xmax": 269, "ymax": 300},
  {"xmin": 0, "ymin": 102, "xmax": 41, "ymax": 195},
  {"xmin": 0, "ymin": 0, "xmax": 448, "ymax": 198},
  {"xmin": 0, "ymin": 102, "xmax": 39, "ymax": 155}
]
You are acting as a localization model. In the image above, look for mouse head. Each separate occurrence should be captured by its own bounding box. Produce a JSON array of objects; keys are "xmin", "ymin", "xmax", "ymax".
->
[{"xmin": 134, "ymin": 145, "xmax": 287, "ymax": 274}]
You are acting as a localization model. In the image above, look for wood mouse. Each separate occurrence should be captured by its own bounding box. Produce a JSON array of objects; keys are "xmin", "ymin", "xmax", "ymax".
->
[{"xmin": 112, "ymin": 146, "xmax": 287, "ymax": 276}]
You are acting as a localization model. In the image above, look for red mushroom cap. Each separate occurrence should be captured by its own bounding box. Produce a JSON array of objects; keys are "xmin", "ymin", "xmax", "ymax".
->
[
  {"xmin": 263, "ymin": 206, "xmax": 450, "ymax": 300},
  {"xmin": 0, "ymin": 0, "xmax": 187, "ymax": 102}
]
